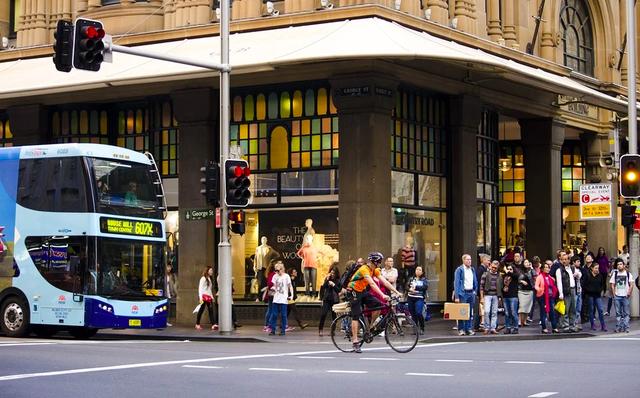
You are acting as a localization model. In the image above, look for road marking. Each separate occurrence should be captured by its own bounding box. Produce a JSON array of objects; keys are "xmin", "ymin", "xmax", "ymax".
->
[
  {"xmin": 590, "ymin": 337, "xmax": 640, "ymax": 341},
  {"xmin": 297, "ymin": 356, "xmax": 335, "ymax": 359},
  {"xmin": 359, "ymin": 357, "xmax": 398, "ymax": 361},
  {"xmin": 327, "ymin": 370, "xmax": 368, "ymax": 374},
  {"xmin": 505, "ymin": 361, "xmax": 544, "ymax": 365},
  {"xmin": 182, "ymin": 365, "xmax": 223, "ymax": 369},
  {"xmin": 406, "ymin": 373, "xmax": 453, "ymax": 377},
  {"xmin": 528, "ymin": 392, "xmax": 558, "ymax": 398},
  {"xmin": 0, "ymin": 341, "xmax": 466, "ymax": 382},
  {"xmin": 0, "ymin": 343, "xmax": 56, "ymax": 347},
  {"xmin": 249, "ymin": 368, "xmax": 292, "ymax": 372},
  {"xmin": 435, "ymin": 359, "xmax": 473, "ymax": 363}
]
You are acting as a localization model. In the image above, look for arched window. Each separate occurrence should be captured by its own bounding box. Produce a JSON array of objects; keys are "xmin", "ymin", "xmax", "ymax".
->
[{"xmin": 560, "ymin": 0, "xmax": 594, "ymax": 76}]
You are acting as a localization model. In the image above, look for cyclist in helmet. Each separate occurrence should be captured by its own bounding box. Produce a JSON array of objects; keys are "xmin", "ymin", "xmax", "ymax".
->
[{"xmin": 348, "ymin": 251, "xmax": 400, "ymax": 353}]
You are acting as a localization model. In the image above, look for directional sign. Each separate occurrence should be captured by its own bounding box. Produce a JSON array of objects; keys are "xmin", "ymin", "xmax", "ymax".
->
[
  {"xmin": 579, "ymin": 184, "xmax": 612, "ymax": 220},
  {"xmin": 184, "ymin": 208, "xmax": 216, "ymax": 221}
]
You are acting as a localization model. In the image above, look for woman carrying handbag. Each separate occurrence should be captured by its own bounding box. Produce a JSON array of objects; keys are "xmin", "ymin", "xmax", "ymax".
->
[{"xmin": 195, "ymin": 266, "xmax": 218, "ymax": 330}]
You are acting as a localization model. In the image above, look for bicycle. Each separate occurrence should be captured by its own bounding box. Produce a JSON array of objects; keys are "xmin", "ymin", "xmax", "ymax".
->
[{"xmin": 330, "ymin": 296, "xmax": 419, "ymax": 353}]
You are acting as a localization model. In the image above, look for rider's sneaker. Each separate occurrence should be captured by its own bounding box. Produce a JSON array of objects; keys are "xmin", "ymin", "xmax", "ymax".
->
[{"xmin": 352, "ymin": 343, "xmax": 362, "ymax": 353}]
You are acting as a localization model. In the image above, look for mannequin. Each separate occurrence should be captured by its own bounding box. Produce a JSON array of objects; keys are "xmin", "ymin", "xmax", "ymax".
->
[
  {"xmin": 401, "ymin": 234, "xmax": 417, "ymax": 282},
  {"xmin": 297, "ymin": 234, "xmax": 319, "ymax": 297},
  {"xmin": 302, "ymin": 218, "xmax": 315, "ymax": 244},
  {"xmin": 255, "ymin": 237, "xmax": 277, "ymax": 295}
]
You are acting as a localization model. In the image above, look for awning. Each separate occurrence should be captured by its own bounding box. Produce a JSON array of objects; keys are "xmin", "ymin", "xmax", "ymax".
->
[{"xmin": 0, "ymin": 17, "xmax": 632, "ymax": 113}]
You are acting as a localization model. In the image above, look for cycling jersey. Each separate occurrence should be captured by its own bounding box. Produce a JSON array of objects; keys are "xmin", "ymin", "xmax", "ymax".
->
[{"xmin": 349, "ymin": 265, "xmax": 381, "ymax": 293}]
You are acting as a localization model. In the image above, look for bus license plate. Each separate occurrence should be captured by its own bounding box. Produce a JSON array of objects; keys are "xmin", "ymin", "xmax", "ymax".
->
[{"xmin": 129, "ymin": 319, "xmax": 141, "ymax": 327}]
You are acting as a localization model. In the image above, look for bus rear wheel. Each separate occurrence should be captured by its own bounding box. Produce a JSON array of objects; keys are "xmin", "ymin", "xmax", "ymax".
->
[
  {"xmin": 1, "ymin": 296, "xmax": 30, "ymax": 337},
  {"xmin": 69, "ymin": 327, "xmax": 99, "ymax": 339}
]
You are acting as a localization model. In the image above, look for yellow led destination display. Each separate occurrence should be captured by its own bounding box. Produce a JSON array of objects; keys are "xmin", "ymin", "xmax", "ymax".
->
[{"xmin": 100, "ymin": 217, "xmax": 162, "ymax": 238}]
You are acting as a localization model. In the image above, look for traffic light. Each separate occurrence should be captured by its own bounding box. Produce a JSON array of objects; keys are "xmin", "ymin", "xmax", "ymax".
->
[
  {"xmin": 621, "ymin": 204, "xmax": 637, "ymax": 228},
  {"xmin": 200, "ymin": 161, "xmax": 219, "ymax": 205},
  {"xmin": 73, "ymin": 18, "xmax": 105, "ymax": 71},
  {"xmin": 224, "ymin": 159, "xmax": 251, "ymax": 207},
  {"xmin": 53, "ymin": 20, "xmax": 74, "ymax": 72},
  {"xmin": 620, "ymin": 154, "xmax": 640, "ymax": 198},
  {"xmin": 229, "ymin": 210, "xmax": 245, "ymax": 235}
]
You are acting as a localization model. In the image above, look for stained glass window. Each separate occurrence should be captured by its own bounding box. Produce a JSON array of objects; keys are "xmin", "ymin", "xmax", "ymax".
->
[
  {"xmin": 230, "ymin": 85, "xmax": 339, "ymax": 171},
  {"xmin": 0, "ymin": 113, "xmax": 12, "ymax": 147},
  {"xmin": 560, "ymin": 0, "xmax": 594, "ymax": 76},
  {"xmin": 51, "ymin": 108, "xmax": 109, "ymax": 145},
  {"xmin": 561, "ymin": 141, "xmax": 585, "ymax": 204},
  {"xmin": 391, "ymin": 89, "xmax": 448, "ymax": 175},
  {"xmin": 499, "ymin": 142, "xmax": 525, "ymax": 204}
]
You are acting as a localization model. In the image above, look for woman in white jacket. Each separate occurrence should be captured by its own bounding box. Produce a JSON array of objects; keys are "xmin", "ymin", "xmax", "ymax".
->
[{"xmin": 195, "ymin": 266, "xmax": 218, "ymax": 330}]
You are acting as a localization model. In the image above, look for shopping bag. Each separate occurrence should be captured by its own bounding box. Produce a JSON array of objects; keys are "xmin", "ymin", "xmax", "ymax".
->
[
  {"xmin": 554, "ymin": 299, "xmax": 565, "ymax": 315},
  {"xmin": 443, "ymin": 302, "xmax": 470, "ymax": 320},
  {"xmin": 422, "ymin": 302, "xmax": 431, "ymax": 321},
  {"xmin": 192, "ymin": 303, "xmax": 202, "ymax": 314}
]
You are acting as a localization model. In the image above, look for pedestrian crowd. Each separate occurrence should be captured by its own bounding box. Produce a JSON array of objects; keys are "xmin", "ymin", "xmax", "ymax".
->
[{"xmin": 453, "ymin": 244, "xmax": 637, "ymax": 337}]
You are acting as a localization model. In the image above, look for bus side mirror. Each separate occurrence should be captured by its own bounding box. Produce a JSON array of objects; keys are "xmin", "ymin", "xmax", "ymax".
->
[{"xmin": 73, "ymin": 293, "xmax": 83, "ymax": 303}]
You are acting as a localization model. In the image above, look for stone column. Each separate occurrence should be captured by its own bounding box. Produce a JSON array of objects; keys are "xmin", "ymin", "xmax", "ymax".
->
[
  {"xmin": 521, "ymin": 118, "xmax": 565, "ymax": 260},
  {"xmin": 583, "ymin": 132, "xmax": 619, "ymax": 257},
  {"xmin": 486, "ymin": 0, "xmax": 502, "ymax": 42},
  {"xmin": 6, "ymin": 104, "xmax": 48, "ymax": 146},
  {"xmin": 540, "ymin": 0, "xmax": 555, "ymax": 60},
  {"xmin": 330, "ymin": 74, "xmax": 398, "ymax": 263},
  {"xmin": 502, "ymin": 0, "xmax": 518, "ymax": 49},
  {"xmin": 170, "ymin": 88, "xmax": 218, "ymax": 325},
  {"xmin": 453, "ymin": 0, "xmax": 477, "ymax": 34},
  {"xmin": 449, "ymin": 95, "xmax": 482, "ymax": 261},
  {"xmin": 426, "ymin": 0, "xmax": 449, "ymax": 25}
]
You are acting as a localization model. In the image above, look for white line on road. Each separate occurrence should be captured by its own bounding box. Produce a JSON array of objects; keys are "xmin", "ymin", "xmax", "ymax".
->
[
  {"xmin": 359, "ymin": 358, "xmax": 399, "ymax": 361},
  {"xmin": 0, "ymin": 341, "xmax": 466, "ymax": 382},
  {"xmin": 528, "ymin": 392, "xmax": 558, "ymax": 398},
  {"xmin": 505, "ymin": 361, "xmax": 544, "ymax": 365},
  {"xmin": 590, "ymin": 337, "xmax": 640, "ymax": 341},
  {"xmin": 182, "ymin": 365, "xmax": 223, "ymax": 369},
  {"xmin": 0, "ymin": 343, "xmax": 56, "ymax": 347},
  {"xmin": 406, "ymin": 373, "xmax": 453, "ymax": 377},
  {"xmin": 327, "ymin": 370, "xmax": 368, "ymax": 374},
  {"xmin": 249, "ymin": 368, "xmax": 292, "ymax": 372},
  {"xmin": 297, "ymin": 356, "xmax": 336, "ymax": 359},
  {"xmin": 435, "ymin": 359, "xmax": 473, "ymax": 363}
]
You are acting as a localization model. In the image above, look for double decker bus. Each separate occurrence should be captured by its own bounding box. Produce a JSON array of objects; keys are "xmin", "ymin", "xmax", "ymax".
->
[{"xmin": 0, "ymin": 144, "xmax": 168, "ymax": 338}]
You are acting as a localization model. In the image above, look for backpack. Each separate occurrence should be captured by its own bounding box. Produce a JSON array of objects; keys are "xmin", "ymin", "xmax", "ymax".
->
[
  {"xmin": 613, "ymin": 270, "xmax": 632, "ymax": 288},
  {"xmin": 339, "ymin": 262, "xmax": 361, "ymax": 290}
]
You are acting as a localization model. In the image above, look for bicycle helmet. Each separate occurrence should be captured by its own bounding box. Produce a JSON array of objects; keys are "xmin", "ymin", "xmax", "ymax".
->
[{"xmin": 367, "ymin": 251, "xmax": 384, "ymax": 264}]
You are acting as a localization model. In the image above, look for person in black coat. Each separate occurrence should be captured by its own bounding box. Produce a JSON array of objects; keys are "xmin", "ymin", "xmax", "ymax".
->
[{"xmin": 318, "ymin": 264, "xmax": 341, "ymax": 336}]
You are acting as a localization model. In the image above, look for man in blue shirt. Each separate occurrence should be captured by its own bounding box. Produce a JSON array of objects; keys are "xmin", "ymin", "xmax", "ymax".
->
[{"xmin": 454, "ymin": 253, "xmax": 479, "ymax": 336}]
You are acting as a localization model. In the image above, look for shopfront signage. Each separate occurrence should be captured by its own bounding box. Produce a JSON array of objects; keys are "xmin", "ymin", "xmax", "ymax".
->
[
  {"xmin": 579, "ymin": 183, "xmax": 612, "ymax": 220},
  {"xmin": 558, "ymin": 95, "xmax": 598, "ymax": 119},
  {"xmin": 99, "ymin": 217, "xmax": 163, "ymax": 237},
  {"xmin": 183, "ymin": 208, "xmax": 216, "ymax": 221},
  {"xmin": 338, "ymin": 86, "xmax": 370, "ymax": 97}
]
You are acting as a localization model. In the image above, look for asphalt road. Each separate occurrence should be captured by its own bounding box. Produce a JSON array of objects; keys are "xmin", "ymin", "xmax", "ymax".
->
[{"xmin": 1, "ymin": 334, "xmax": 639, "ymax": 398}]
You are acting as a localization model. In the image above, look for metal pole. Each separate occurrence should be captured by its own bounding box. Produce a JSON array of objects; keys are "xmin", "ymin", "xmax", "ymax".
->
[
  {"xmin": 627, "ymin": 0, "xmax": 639, "ymax": 317},
  {"xmin": 218, "ymin": 0, "xmax": 233, "ymax": 334},
  {"xmin": 110, "ymin": 44, "xmax": 230, "ymax": 72}
]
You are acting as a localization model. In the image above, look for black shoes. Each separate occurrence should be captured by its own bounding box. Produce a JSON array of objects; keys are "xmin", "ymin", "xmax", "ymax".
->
[{"xmin": 352, "ymin": 343, "xmax": 362, "ymax": 353}]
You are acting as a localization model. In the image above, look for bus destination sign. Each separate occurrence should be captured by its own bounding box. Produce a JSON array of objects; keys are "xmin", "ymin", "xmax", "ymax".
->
[{"xmin": 100, "ymin": 217, "xmax": 163, "ymax": 238}]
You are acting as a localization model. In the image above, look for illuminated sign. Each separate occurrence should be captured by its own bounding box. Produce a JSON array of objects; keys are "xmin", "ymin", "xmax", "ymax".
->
[{"xmin": 100, "ymin": 217, "xmax": 163, "ymax": 238}]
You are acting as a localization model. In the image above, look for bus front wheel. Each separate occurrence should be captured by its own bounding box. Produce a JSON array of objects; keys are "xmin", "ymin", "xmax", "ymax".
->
[{"xmin": 1, "ymin": 296, "xmax": 30, "ymax": 337}]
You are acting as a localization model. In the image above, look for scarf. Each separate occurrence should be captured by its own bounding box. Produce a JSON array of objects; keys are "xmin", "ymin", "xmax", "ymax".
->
[{"xmin": 541, "ymin": 273, "xmax": 557, "ymax": 313}]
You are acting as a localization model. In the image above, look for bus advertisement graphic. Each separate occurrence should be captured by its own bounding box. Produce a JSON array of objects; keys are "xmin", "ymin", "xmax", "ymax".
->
[{"xmin": 0, "ymin": 147, "xmax": 20, "ymax": 280}]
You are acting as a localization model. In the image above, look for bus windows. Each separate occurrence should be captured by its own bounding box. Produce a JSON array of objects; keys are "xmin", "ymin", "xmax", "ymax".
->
[
  {"xmin": 26, "ymin": 236, "xmax": 90, "ymax": 294},
  {"xmin": 17, "ymin": 158, "xmax": 89, "ymax": 213}
]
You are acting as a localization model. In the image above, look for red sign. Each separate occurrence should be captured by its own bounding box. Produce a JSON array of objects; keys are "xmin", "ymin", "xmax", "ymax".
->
[{"xmin": 216, "ymin": 208, "xmax": 221, "ymax": 228}]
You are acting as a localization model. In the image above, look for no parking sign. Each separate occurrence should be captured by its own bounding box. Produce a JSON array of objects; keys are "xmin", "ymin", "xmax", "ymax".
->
[{"xmin": 579, "ymin": 184, "xmax": 612, "ymax": 220}]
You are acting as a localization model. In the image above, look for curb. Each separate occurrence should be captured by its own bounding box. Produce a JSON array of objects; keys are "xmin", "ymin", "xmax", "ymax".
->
[
  {"xmin": 417, "ymin": 332, "xmax": 595, "ymax": 344},
  {"xmin": 94, "ymin": 332, "xmax": 268, "ymax": 343}
]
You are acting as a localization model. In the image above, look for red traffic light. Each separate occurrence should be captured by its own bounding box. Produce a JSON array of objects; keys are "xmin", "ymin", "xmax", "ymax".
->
[
  {"xmin": 231, "ymin": 165, "xmax": 251, "ymax": 178},
  {"xmin": 82, "ymin": 25, "xmax": 105, "ymax": 39}
]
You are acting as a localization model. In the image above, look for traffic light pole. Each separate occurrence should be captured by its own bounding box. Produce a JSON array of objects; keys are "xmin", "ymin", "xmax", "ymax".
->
[
  {"xmin": 218, "ymin": 0, "xmax": 233, "ymax": 334},
  {"xmin": 626, "ymin": 0, "xmax": 639, "ymax": 317}
]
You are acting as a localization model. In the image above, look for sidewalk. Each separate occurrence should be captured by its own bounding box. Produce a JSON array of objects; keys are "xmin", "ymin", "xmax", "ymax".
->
[{"xmin": 96, "ymin": 316, "xmax": 640, "ymax": 344}]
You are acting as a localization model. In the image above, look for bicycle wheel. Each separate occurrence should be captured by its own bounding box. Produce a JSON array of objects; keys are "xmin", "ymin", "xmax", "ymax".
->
[
  {"xmin": 331, "ymin": 314, "xmax": 365, "ymax": 353},
  {"xmin": 385, "ymin": 313, "xmax": 419, "ymax": 353}
]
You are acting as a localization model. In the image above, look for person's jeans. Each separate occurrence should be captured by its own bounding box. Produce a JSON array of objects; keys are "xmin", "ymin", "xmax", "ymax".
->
[
  {"xmin": 408, "ymin": 296, "xmax": 425, "ymax": 331},
  {"xmin": 318, "ymin": 300, "xmax": 336, "ymax": 331},
  {"xmin": 483, "ymin": 295, "xmax": 499, "ymax": 331},
  {"xmin": 303, "ymin": 267, "xmax": 317, "ymax": 296},
  {"xmin": 614, "ymin": 296, "xmax": 631, "ymax": 331},
  {"xmin": 586, "ymin": 296, "xmax": 605, "ymax": 329},
  {"xmin": 458, "ymin": 292, "xmax": 475, "ymax": 332},
  {"xmin": 575, "ymin": 292, "xmax": 582, "ymax": 325},
  {"xmin": 503, "ymin": 297, "xmax": 519, "ymax": 330},
  {"xmin": 269, "ymin": 303, "xmax": 288, "ymax": 333},
  {"xmin": 264, "ymin": 299, "xmax": 274, "ymax": 327},
  {"xmin": 559, "ymin": 289, "xmax": 577, "ymax": 330}
]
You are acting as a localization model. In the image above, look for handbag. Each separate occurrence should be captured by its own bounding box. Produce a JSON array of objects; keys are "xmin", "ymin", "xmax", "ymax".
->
[
  {"xmin": 201, "ymin": 294, "xmax": 213, "ymax": 304},
  {"xmin": 554, "ymin": 299, "xmax": 565, "ymax": 315}
]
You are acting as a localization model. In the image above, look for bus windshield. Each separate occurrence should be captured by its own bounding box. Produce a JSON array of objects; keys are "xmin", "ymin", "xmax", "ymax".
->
[
  {"xmin": 89, "ymin": 157, "xmax": 161, "ymax": 218},
  {"xmin": 91, "ymin": 238, "xmax": 166, "ymax": 300}
]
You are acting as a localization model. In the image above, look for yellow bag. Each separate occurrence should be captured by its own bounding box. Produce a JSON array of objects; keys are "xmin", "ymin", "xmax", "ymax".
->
[{"xmin": 554, "ymin": 299, "xmax": 565, "ymax": 315}]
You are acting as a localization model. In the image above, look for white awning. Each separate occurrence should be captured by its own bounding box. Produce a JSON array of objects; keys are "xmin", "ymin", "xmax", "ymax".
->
[{"xmin": 0, "ymin": 17, "xmax": 631, "ymax": 113}]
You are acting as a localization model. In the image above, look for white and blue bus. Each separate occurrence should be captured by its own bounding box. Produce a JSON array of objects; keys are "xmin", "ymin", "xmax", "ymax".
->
[{"xmin": 0, "ymin": 143, "xmax": 169, "ymax": 338}]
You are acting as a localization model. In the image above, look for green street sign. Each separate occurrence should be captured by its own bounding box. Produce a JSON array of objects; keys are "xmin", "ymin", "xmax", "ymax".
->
[{"xmin": 184, "ymin": 208, "xmax": 216, "ymax": 221}]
